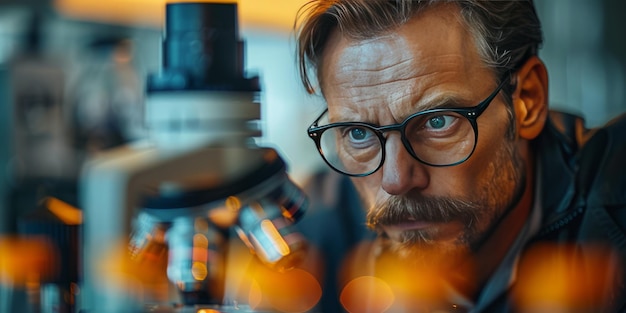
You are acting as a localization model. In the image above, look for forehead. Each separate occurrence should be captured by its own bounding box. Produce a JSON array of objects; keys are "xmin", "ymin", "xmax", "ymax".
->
[{"xmin": 319, "ymin": 4, "xmax": 492, "ymax": 121}]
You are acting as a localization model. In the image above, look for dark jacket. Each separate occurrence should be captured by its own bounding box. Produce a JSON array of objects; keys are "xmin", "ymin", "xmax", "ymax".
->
[
  {"xmin": 301, "ymin": 111, "xmax": 626, "ymax": 313},
  {"xmin": 486, "ymin": 111, "xmax": 626, "ymax": 312}
]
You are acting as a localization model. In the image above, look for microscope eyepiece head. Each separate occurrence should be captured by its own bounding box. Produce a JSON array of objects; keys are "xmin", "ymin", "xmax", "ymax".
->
[{"xmin": 148, "ymin": 2, "xmax": 259, "ymax": 92}]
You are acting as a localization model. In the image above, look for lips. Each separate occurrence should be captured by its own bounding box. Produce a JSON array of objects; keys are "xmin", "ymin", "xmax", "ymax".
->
[
  {"xmin": 381, "ymin": 220, "xmax": 431, "ymax": 239},
  {"xmin": 381, "ymin": 220, "xmax": 464, "ymax": 243}
]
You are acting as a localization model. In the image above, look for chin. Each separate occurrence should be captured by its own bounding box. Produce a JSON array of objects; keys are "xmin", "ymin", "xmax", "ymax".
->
[
  {"xmin": 379, "ymin": 231, "xmax": 471, "ymax": 272},
  {"xmin": 373, "ymin": 235, "xmax": 476, "ymax": 307}
]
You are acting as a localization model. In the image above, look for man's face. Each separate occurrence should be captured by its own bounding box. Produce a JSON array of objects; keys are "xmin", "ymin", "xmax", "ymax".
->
[{"xmin": 319, "ymin": 5, "xmax": 527, "ymax": 270}]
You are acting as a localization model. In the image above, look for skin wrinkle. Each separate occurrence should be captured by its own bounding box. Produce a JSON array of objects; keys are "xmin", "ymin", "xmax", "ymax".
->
[
  {"xmin": 319, "ymin": 4, "xmax": 533, "ymax": 295},
  {"xmin": 321, "ymin": 6, "xmax": 511, "ymax": 184},
  {"xmin": 326, "ymin": 69, "xmax": 470, "ymax": 125},
  {"xmin": 324, "ymin": 32, "xmax": 482, "ymax": 126},
  {"xmin": 332, "ymin": 47, "xmax": 467, "ymax": 92},
  {"xmin": 326, "ymin": 74, "xmax": 493, "ymax": 125}
]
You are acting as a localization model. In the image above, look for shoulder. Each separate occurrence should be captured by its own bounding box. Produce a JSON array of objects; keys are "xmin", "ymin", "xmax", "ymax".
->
[
  {"xmin": 578, "ymin": 113, "xmax": 626, "ymax": 207},
  {"xmin": 574, "ymin": 114, "xmax": 626, "ymax": 312},
  {"xmin": 536, "ymin": 113, "xmax": 626, "ymax": 312}
]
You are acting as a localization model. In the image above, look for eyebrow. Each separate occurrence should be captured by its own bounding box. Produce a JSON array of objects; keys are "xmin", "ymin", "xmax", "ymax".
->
[
  {"xmin": 415, "ymin": 93, "xmax": 473, "ymax": 112},
  {"xmin": 329, "ymin": 93, "xmax": 475, "ymax": 125},
  {"xmin": 386, "ymin": 93, "xmax": 473, "ymax": 122}
]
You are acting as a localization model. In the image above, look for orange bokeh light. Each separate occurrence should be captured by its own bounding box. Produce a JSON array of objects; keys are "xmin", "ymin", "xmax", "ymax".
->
[
  {"xmin": 0, "ymin": 236, "xmax": 59, "ymax": 286},
  {"xmin": 513, "ymin": 243, "xmax": 622, "ymax": 312},
  {"xmin": 54, "ymin": 0, "xmax": 310, "ymax": 32},
  {"xmin": 97, "ymin": 240, "xmax": 169, "ymax": 301},
  {"xmin": 338, "ymin": 240, "xmax": 458, "ymax": 311},
  {"xmin": 249, "ymin": 267, "xmax": 321, "ymax": 313},
  {"xmin": 340, "ymin": 276, "xmax": 394, "ymax": 313}
]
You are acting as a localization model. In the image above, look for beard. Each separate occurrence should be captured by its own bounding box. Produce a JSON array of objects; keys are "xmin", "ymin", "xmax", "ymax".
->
[
  {"xmin": 368, "ymin": 196, "xmax": 481, "ymax": 263},
  {"xmin": 365, "ymin": 136, "xmax": 527, "ymax": 271}
]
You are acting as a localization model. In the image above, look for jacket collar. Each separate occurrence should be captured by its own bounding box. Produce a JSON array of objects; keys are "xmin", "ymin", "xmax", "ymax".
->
[{"xmin": 534, "ymin": 111, "xmax": 585, "ymax": 223}]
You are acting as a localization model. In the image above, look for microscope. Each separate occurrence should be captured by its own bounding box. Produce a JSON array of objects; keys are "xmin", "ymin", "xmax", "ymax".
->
[{"xmin": 81, "ymin": 2, "xmax": 308, "ymax": 312}]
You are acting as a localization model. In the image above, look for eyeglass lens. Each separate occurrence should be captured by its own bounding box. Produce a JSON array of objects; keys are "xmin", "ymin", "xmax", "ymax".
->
[{"xmin": 318, "ymin": 111, "xmax": 476, "ymax": 175}]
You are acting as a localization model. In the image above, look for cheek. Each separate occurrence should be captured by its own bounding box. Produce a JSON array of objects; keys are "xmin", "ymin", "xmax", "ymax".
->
[
  {"xmin": 426, "ymin": 164, "xmax": 480, "ymax": 198},
  {"xmin": 465, "ymin": 107, "xmax": 514, "ymax": 175},
  {"xmin": 461, "ymin": 128, "xmax": 523, "ymax": 213},
  {"xmin": 431, "ymin": 116, "xmax": 512, "ymax": 195},
  {"xmin": 350, "ymin": 175, "xmax": 383, "ymax": 209}
]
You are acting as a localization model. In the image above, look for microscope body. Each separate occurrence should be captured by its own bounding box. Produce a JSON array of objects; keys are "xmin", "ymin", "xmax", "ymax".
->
[
  {"xmin": 80, "ymin": 3, "xmax": 307, "ymax": 312},
  {"xmin": 81, "ymin": 138, "xmax": 292, "ymax": 311}
]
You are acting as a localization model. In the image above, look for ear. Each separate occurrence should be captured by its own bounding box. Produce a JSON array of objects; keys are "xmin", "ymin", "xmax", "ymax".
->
[{"xmin": 511, "ymin": 56, "xmax": 549, "ymax": 140}]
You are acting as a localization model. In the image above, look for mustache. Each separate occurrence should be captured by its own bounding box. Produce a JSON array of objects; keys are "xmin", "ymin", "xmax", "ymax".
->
[{"xmin": 366, "ymin": 195, "xmax": 480, "ymax": 231}]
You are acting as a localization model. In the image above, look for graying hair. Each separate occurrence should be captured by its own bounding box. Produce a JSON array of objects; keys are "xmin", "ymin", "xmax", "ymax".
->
[{"xmin": 295, "ymin": 0, "xmax": 543, "ymax": 99}]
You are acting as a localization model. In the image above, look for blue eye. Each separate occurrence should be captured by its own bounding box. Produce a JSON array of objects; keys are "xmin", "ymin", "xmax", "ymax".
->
[
  {"xmin": 426, "ymin": 115, "xmax": 455, "ymax": 130},
  {"xmin": 342, "ymin": 126, "xmax": 377, "ymax": 148},
  {"xmin": 349, "ymin": 127, "xmax": 369, "ymax": 141}
]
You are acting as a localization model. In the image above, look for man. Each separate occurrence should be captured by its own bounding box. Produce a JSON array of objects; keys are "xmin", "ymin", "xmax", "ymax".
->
[{"xmin": 295, "ymin": 0, "xmax": 626, "ymax": 312}]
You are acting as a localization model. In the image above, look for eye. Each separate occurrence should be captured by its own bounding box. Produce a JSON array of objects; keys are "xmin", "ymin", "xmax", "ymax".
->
[
  {"xmin": 349, "ymin": 127, "xmax": 369, "ymax": 141},
  {"xmin": 425, "ymin": 115, "xmax": 457, "ymax": 130},
  {"xmin": 340, "ymin": 126, "xmax": 377, "ymax": 148}
]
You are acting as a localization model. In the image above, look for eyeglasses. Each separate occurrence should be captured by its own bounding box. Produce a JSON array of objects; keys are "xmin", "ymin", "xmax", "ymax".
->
[{"xmin": 307, "ymin": 77, "xmax": 509, "ymax": 177}]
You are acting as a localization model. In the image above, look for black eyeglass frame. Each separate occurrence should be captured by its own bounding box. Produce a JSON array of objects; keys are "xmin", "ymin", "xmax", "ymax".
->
[{"xmin": 307, "ymin": 76, "xmax": 510, "ymax": 177}]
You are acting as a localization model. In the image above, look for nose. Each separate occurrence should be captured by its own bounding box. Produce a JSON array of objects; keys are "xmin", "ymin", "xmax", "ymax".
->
[{"xmin": 380, "ymin": 134, "xmax": 429, "ymax": 195}]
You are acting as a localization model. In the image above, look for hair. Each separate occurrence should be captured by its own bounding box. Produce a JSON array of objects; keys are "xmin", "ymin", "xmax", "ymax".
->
[{"xmin": 295, "ymin": 0, "xmax": 543, "ymax": 99}]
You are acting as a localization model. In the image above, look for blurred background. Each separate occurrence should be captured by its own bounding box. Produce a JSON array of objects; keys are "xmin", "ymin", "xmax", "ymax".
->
[
  {"xmin": 1, "ymin": 0, "xmax": 624, "ymax": 185},
  {"xmin": 0, "ymin": 0, "xmax": 624, "ymax": 312}
]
